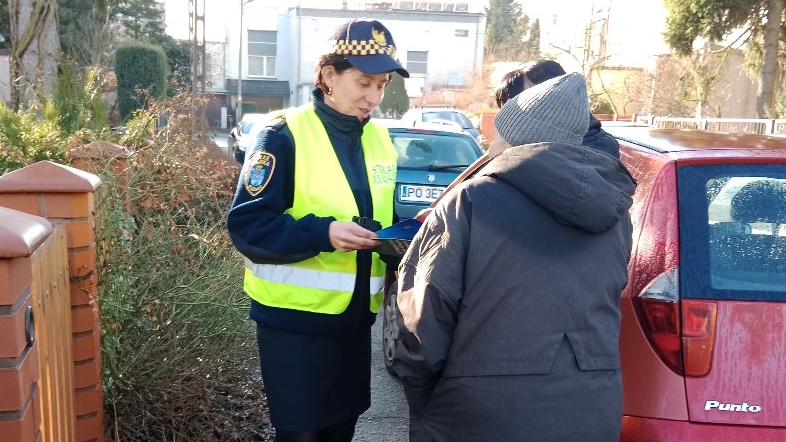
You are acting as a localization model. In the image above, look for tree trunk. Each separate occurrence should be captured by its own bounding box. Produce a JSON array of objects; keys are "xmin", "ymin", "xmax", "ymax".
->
[
  {"xmin": 9, "ymin": 0, "xmax": 60, "ymax": 110},
  {"xmin": 756, "ymin": 0, "xmax": 785, "ymax": 117}
]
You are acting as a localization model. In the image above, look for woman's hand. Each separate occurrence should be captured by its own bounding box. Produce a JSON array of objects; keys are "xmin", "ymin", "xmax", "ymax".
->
[{"xmin": 329, "ymin": 221, "xmax": 380, "ymax": 252}]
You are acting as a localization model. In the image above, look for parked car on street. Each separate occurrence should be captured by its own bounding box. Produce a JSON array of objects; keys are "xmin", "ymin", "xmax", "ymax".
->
[
  {"xmin": 380, "ymin": 120, "xmax": 484, "ymax": 220},
  {"xmin": 607, "ymin": 126, "xmax": 786, "ymax": 442},
  {"xmin": 383, "ymin": 126, "xmax": 786, "ymax": 442},
  {"xmin": 400, "ymin": 105, "xmax": 484, "ymax": 146},
  {"xmin": 230, "ymin": 113, "xmax": 269, "ymax": 163}
]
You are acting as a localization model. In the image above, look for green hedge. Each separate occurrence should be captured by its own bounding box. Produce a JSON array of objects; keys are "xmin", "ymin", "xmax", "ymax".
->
[
  {"xmin": 115, "ymin": 42, "xmax": 169, "ymax": 121},
  {"xmin": 0, "ymin": 104, "xmax": 68, "ymax": 174}
]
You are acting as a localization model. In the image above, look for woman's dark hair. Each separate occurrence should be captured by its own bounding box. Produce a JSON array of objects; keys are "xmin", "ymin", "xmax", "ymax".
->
[
  {"xmin": 314, "ymin": 54, "xmax": 354, "ymax": 94},
  {"xmin": 494, "ymin": 59, "xmax": 567, "ymax": 108},
  {"xmin": 314, "ymin": 20, "xmax": 359, "ymax": 94}
]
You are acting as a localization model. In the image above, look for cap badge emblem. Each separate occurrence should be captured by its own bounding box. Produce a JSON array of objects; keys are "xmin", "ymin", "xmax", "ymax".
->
[{"xmin": 372, "ymin": 27, "xmax": 387, "ymax": 48}]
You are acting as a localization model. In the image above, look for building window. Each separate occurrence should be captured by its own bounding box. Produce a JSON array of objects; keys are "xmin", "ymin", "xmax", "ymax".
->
[
  {"xmin": 248, "ymin": 30, "xmax": 276, "ymax": 77},
  {"xmin": 407, "ymin": 51, "xmax": 428, "ymax": 75},
  {"xmin": 455, "ymin": 29, "xmax": 469, "ymax": 37}
]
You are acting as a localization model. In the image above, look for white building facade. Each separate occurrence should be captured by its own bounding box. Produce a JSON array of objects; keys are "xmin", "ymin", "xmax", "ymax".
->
[{"xmin": 217, "ymin": 1, "xmax": 486, "ymax": 120}]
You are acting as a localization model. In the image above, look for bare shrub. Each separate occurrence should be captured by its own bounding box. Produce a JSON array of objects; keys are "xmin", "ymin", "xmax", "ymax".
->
[{"xmin": 97, "ymin": 92, "xmax": 273, "ymax": 441}]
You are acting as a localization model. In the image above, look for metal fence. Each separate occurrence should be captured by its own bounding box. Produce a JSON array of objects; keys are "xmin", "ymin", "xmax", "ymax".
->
[{"xmin": 635, "ymin": 116, "xmax": 786, "ymax": 136}]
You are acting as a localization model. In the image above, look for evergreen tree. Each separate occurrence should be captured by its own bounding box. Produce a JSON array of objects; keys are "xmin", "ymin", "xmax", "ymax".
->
[
  {"xmin": 52, "ymin": 61, "xmax": 108, "ymax": 134},
  {"xmin": 59, "ymin": 0, "xmax": 181, "ymax": 93},
  {"xmin": 112, "ymin": 0, "xmax": 167, "ymax": 45},
  {"xmin": 58, "ymin": 0, "xmax": 117, "ymax": 67},
  {"xmin": 380, "ymin": 73, "xmax": 409, "ymax": 118},
  {"xmin": 485, "ymin": 0, "xmax": 530, "ymax": 61},
  {"xmin": 160, "ymin": 36, "xmax": 192, "ymax": 95},
  {"xmin": 663, "ymin": 0, "xmax": 786, "ymax": 117},
  {"xmin": 522, "ymin": 19, "xmax": 541, "ymax": 62},
  {"xmin": 115, "ymin": 41, "xmax": 168, "ymax": 120}
]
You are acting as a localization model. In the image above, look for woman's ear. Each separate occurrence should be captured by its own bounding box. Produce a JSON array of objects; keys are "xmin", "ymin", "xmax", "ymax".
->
[{"xmin": 321, "ymin": 66, "xmax": 336, "ymax": 89}]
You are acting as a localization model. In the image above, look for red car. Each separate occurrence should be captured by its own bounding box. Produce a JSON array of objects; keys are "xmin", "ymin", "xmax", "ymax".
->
[
  {"xmin": 382, "ymin": 126, "xmax": 786, "ymax": 441},
  {"xmin": 607, "ymin": 126, "xmax": 785, "ymax": 441}
]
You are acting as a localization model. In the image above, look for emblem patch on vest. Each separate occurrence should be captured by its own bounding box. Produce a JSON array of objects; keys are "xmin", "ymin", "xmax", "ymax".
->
[
  {"xmin": 371, "ymin": 164, "xmax": 396, "ymax": 185},
  {"xmin": 244, "ymin": 151, "xmax": 276, "ymax": 197}
]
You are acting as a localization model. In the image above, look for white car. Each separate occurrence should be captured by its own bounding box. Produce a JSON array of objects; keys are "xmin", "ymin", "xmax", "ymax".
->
[
  {"xmin": 230, "ymin": 113, "xmax": 269, "ymax": 163},
  {"xmin": 400, "ymin": 106, "xmax": 483, "ymax": 145}
]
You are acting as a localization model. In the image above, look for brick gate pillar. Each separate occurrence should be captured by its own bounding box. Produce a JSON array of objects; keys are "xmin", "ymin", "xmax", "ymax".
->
[
  {"xmin": 0, "ymin": 161, "xmax": 104, "ymax": 442},
  {"xmin": 0, "ymin": 208, "xmax": 52, "ymax": 442}
]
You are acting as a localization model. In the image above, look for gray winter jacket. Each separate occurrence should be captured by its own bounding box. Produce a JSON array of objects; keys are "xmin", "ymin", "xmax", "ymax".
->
[{"xmin": 392, "ymin": 141, "xmax": 636, "ymax": 442}]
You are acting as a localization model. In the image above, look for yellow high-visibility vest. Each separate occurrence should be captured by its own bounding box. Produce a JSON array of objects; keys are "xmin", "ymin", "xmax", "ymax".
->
[{"xmin": 244, "ymin": 104, "xmax": 396, "ymax": 314}]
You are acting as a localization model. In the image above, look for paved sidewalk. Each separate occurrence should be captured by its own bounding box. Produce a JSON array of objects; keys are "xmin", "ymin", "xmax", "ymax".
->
[{"xmin": 355, "ymin": 313, "xmax": 409, "ymax": 441}]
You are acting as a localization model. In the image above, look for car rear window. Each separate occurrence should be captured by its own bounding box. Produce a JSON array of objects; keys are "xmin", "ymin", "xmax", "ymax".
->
[
  {"xmin": 422, "ymin": 111, "xmax": 473, "ymax": 129},
  {"xmin": 389, "ymin": 132, "xmax": 481, "ymax": 169},
  {"xmin": 678, "ymin": 164, "xmax": 786, "ymax": 302}
]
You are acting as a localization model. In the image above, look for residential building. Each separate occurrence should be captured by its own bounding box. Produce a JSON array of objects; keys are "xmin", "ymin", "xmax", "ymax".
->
[{"xmin": 208, "ymin": 1, "xmax": 486, "ymax": 126}]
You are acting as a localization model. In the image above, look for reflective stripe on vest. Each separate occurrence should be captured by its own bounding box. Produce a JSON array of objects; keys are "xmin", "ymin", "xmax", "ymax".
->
[
  {"xmin": 246, "ymin": 259, "xmax": 385, "ymax": 294},
  {"xmin": 244, "ymin": 104, "xmax": 396, "ymax": 314}
]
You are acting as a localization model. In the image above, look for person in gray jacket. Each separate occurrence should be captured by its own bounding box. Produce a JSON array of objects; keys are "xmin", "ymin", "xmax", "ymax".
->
[{"xmin": 391, "ymin": 73, "xmax": 636, "ymax": 442}]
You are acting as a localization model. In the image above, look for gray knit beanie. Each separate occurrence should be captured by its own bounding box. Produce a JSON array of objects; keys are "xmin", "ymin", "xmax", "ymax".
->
[{"xmin": 494, "ymin": 72, "xmax": 590, "ymax": 146}]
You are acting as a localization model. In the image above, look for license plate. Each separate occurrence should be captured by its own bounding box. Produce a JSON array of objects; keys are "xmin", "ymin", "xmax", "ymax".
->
[{"xmin": 400, "ymin": 185, "xmax": 445, "ymax": 202}]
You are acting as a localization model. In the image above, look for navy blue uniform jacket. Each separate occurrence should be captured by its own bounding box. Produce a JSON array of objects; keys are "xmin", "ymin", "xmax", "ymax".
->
[{"xmin": 227, "ymin": 90, "xmax": 390, "ymax": 337}]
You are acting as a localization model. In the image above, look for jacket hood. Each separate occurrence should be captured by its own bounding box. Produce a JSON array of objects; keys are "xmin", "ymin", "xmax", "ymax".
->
[
  {"xmin": 479, "ymin": 142, "xmax": 636, "ymax": 233},
  {"xmin": 583, "ymin": 115, "xmax": 620, "ymax": 158}
]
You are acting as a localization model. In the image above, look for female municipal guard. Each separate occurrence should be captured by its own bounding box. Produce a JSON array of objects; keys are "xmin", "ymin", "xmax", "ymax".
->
[{"xmin": 226, "ymin": 18, "xmax": 408, "ymax": 442}]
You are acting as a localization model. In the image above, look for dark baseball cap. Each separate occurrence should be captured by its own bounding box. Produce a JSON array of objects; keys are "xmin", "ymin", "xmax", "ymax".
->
[{"xmin": 333, "ymin": 19, "xmax": 410, "ymax": 78}]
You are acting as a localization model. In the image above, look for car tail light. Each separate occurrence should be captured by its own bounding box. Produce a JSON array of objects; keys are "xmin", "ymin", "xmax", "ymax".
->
[
  {"xmin": 681, "ymin": 299, "xmax": 717, "ymax": 377},
  {"xmin": 634, "ymin": 267, "xmax": 683, "ymax": 374},
  {"xmin": 629, "ymin": 163, "xmax": 685, "ymax": 374},
  {"xmin": 629, "ymin": 163, "xmax": 719, "ymax": 378},
  {"xmin": 631, "ymin": 234, "xmax": 719, "ymax": 379}
]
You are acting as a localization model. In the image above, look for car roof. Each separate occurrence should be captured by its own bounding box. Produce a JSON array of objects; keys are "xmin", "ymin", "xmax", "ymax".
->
[
  {"xmin": 404, "ymin": 107, "xmax": 463, "ymax": 114},
  {"xmin": 606, "ymin": 126, "xmax": 786, "ymax": 155},
  {"xmin": 240, "ymin": 113, "xmax": 270, "ymax": 122},
  {"xmin": 376, "ymin": 118, "xmax": 467, "ymax": 135}
]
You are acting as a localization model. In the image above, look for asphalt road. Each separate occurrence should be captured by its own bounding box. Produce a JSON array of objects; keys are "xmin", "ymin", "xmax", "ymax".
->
[
  {"xmin": 211, "ymin": 132, "xmax": 232, "ymax": 155},
  {"xmin": 356, "ymin": 313, "xmax": 409, "ymax": 441}
]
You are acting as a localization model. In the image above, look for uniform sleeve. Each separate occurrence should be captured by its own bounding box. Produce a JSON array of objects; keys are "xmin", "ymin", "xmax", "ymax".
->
[
  {"xmin": 391, "ymin": 189, "xmax": 470, "ymax": 413},
  {"xmin": 226, "ymin": 123, "xmax": 336, "ymax": 264}
]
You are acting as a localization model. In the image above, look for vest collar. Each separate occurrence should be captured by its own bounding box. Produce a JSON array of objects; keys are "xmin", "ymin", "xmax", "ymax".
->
[{"xmin": 312, "ymin": 89, "xmax": 368, "ymax": 138}]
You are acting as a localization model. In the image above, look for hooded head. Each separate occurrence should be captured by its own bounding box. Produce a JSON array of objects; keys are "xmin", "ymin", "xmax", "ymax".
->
[
  {"xmin": 493, "ymin": 72, "xmax": 589, "ymax": 147},
  {"xmin": 331, "ymin": 19, "xmax": 409, "ymax": 78}
]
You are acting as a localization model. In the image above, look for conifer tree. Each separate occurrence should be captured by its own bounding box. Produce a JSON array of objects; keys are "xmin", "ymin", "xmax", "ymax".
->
[
  {"xmin": 380, "ymin": 73, "xmax": 409, "ymax": 118},
  {"xmin": 664, "ymin": 0, "xmax": 786, "ymax": 117},
  {"xmin": 522, "ymin": 19, "xmax": 541, "ymax": 62},
  {"xmin": 485, "ymin": 0, "xmax": 530, "ymax": 61}
]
